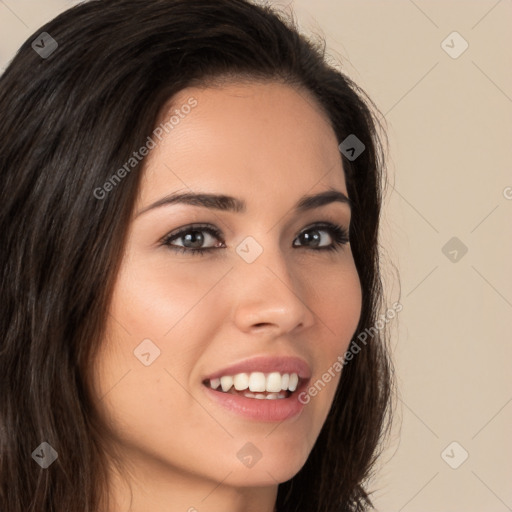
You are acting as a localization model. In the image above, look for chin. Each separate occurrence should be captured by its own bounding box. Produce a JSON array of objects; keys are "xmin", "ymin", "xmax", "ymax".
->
[{"xmin": 220, "ymin": 448, "xmax": 310, "ymax": 487}]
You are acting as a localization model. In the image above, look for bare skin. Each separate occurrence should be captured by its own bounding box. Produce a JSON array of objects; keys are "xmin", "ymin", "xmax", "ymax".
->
[{"xmin": 92, "ymin": 81, "xmax": 362, "ymax": 512}]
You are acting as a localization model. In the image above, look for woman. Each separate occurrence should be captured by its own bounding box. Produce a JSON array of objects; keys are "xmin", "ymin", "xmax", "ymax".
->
[{"xmin": 0, "ymin": 0, "xmax": 395, "ymax": 511}]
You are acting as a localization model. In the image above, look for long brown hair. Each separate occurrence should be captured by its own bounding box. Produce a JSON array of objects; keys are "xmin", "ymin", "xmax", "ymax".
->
[{"xmin": 0, "ymin": 1, "xmax": 395, "ymax": 510}]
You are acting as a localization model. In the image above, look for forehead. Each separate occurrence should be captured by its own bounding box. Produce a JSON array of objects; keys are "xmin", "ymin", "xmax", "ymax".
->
[{"xmin": 138, "ymin": 81, "xmax": 348, "ymax": 211}]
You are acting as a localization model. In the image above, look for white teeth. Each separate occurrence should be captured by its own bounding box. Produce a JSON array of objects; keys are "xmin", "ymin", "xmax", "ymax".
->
[
  {"xmin": 220, "ymin": 375, "xmax": 233, "ymax": 392},
  {"xmin": 288, "ymin": 373, "xmax": 299, "ymax": 392},
  {"xmin": 243, "ymin": 391, "xmax": 286, "ymax": 399},
  {"xmin": 266, "ymin": 372, "xmax": 282, "ymax": 393},
  {"xmin": 233, "ymin": 372, "xmax": 249, "ymax": 390},
  {"xmin": 248, "ymin": 372, "xmax": 266, "ymax": 392},
  {"xmin": 208, "ymin": 371, "xmax": 301, "ymax": 395}
]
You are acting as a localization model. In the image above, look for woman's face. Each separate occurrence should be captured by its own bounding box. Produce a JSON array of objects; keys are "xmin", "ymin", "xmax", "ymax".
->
[{"xmin": 93, "ymin": 81, "xmax": 362, "ymax": 506}]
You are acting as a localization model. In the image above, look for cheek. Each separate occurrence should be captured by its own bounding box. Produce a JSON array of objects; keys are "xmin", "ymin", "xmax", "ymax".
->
[
  {"xmin": 109, "ymin": 255, "xmax": 232, "ymax": 340},
  {"xmin": 90, "ymin": 256, "xmax": 228, "ymax": 412},
  {"xmin": 312, "ymin": 256, "xmax": 363, "ymax": 346},
  {"xmin": 303, "ymin": 258, "xmax": 362, "ymax": 414}
]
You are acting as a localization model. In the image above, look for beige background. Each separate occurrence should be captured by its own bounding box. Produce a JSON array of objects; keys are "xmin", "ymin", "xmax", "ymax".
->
[{"xmin": 1, "ymin": 1, "xmax": 511, "ymax": 510}]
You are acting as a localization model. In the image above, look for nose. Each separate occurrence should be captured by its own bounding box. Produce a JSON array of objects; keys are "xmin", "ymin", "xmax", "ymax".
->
[{"xmin": 231, "ymin": 243, "xmax": 316, "ymax": 335}]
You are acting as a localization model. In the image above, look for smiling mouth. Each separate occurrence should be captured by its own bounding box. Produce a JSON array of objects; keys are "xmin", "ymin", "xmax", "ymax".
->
[{"xmin": 203, "ymin": 371, "xmax": 300, "ymax": 400}]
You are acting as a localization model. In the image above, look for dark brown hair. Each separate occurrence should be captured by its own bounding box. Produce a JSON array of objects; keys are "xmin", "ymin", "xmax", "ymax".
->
[{"xmin": 0, "ymin": 0, "xmax": 395, "ymax": 510}]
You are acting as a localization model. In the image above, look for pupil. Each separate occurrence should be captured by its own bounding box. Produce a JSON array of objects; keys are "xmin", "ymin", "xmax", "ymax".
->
[
  {"xmin": 184, "ymin": 231, "xmax": 204, "ymax": 248},
  {"xmin": 302, "ymin": 230, "xmax": 320, "ymax": 247}
]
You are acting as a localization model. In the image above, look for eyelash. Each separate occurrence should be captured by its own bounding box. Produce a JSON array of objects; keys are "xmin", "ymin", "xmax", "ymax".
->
[{"xmin": 160, "ymin": 222, "xmax": 349, "ymax": 256}]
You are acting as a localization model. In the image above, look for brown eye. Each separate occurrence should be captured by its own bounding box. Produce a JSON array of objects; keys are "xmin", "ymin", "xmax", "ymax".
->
[
  {"xmin": 162, "ymin": 224, "xmax": 225, "ymax": 256},
  {"xmin": 293, "ymin": 223, "xmax": 349, "ymax": 252}
]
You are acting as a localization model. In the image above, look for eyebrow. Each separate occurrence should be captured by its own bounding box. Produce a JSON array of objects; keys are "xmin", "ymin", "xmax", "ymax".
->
[{"xmin": 135, "ymin": 188, "xmax": 351, "ymax": 217}]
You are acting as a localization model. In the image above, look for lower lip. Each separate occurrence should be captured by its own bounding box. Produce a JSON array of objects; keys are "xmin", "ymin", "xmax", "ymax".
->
[{"xmin": 202, "ymin": 382, "xmax": 308, "ymax": 422}]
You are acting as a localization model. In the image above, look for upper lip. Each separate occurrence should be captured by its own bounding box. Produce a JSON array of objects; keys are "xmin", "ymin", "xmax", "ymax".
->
[{"xmin": 202, "ymin": 355, "xmax": 312, "ymax": 382}]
